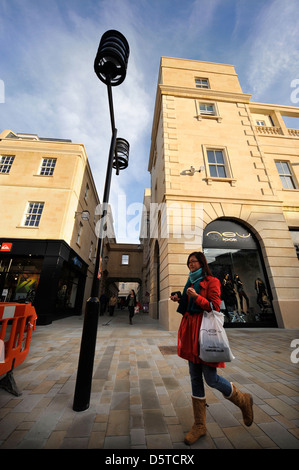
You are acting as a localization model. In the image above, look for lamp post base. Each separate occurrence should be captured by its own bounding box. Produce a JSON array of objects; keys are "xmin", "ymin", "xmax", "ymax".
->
[{"xmin": 73, "ymin": 296, "xmax": 100, "ymax": 412}]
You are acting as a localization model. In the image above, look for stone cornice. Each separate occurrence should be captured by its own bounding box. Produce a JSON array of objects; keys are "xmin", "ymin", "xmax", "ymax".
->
[{"xmin": 159, "ymin": 84, "xmax": 252, "ymax": 104}]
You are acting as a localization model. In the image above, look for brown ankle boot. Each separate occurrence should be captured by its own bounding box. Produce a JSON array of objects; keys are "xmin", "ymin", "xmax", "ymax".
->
[
  {"xmin": 225, "ymin": 383, "xmax": 253, "ymax": 426},
  {"xmin": 184, "ymin": 396, "xmax": 207, "ymax": 445}
]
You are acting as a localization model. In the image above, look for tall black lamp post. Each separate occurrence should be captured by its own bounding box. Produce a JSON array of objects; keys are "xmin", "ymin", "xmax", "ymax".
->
[{"xmin": 73, "ymin": 30, "xmax": 130, "ymax": 412}]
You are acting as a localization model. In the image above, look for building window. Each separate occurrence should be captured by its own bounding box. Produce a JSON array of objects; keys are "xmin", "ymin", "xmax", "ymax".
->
[
  {"xmin": 39, "ymin": 158, "xmax": 56, "ymax": 176},
  {"xmin": 199, "ymin": 103, "xmax": 215, "ymax": 115},
  {"xmin": 289, "ymin": 230, "xmax": 299, "ymax": 259},
  {"xmin": 89, "ymin": 241, "xmax": 94, "ymax": 261},
  {"xmin": 122, "ymin": 254, "xmax": 129, "ymax": 265},
  {"xmin": 84, "ymin": 183, "xmax": 89, "ymax": 201},
  {"xmin": 76, "ymin": 223, "xmax": 83, "ymax": 245},
  {"xmin": 256, "ymin": 120, "xmax": 266, "ymax": 126},
  {"xmin": 195, "ymin": 78, "xmax": 209, "ymax": 89},
  {"xmin": 275, "ymin": 161, "xmax": 296, "ymax": 189},
  {"xmin": 0, "ymin": 155, "xmax": 15, "ymax": 173},
  {"xmin": 207, "ymin": 149, "xmax": 227, "ymax": 178},
  {"xmin": 23, "ymin": 202, "xmax": 44, "ymax": 227}
]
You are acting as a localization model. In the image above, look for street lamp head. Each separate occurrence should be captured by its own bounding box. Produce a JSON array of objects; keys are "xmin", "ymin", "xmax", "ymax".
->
[
  {"xmin": 113, "ymin": 138, "xmax": 129, "ymax": 174},
  {"xmin": 94, "ymin": 30, "xmax": 130, "ymax": 86}
]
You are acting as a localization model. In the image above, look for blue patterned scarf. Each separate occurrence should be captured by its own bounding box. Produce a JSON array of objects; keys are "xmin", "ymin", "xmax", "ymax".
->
[{"xmin": 177, "ymin": 268, "xmax": 205, "ymax": 315}]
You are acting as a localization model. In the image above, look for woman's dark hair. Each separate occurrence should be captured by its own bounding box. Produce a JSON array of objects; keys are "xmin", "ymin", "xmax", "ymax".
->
[{"xmin": 187, "ymin": 251, "xmax": 213, "ymax": 277}]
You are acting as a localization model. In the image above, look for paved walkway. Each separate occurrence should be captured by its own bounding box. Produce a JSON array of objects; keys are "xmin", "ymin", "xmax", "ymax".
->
[{"xmin": 0, "ymin": 309, "xmax": 299, "ymax": 450}]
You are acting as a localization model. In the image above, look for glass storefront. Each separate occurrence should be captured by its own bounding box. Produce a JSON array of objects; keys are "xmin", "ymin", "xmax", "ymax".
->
[
  {"xmin": 0, "ymin": 256, "xmax": 42, "ymax": 303},
  {"xmin": 0, "ymin": 239, "xmax": 88, "ymax": 324},
  {"xmin": 203, "ymin": 219, "xmax": 277, "ymax": 327},
  {"xmin": 56, "ymin": 261, "xmax": 79, "ymax": 312}
]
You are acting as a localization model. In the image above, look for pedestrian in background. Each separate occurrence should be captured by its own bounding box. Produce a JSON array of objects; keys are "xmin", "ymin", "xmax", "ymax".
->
[
  {"xmin": 126, "ymin": 289, "xmax": 136, "ymax": 324},
  {"xmin": 108, "ymin": 294, "xmax": 117, "ymax": 316}
]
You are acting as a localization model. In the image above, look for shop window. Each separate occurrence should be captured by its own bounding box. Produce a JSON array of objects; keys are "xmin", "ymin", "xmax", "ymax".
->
[
  {"xmin": 23, "ymin": 202, "xmax": 44, "ymax": 227},
  {"xmin": 275, "ymin": 161, "xmax": 297, "ymax": 189},
  {"xmin": 0, "ymin": 257, "xmax": 42, "ymax": 302},
  {"xmin": 0, "ymin": 155, "xmax": 15, "ymax": 174},
  {"xmin": 203, "ymin": 219, "xmax": 276, "ymax": 327},
  {"xmin": 39, "ymin": 158, "xmax": 56, "ymax": 176},
  {"xmin": 56, "ymin": 262, "xmax": 79, "ymax": 311}
]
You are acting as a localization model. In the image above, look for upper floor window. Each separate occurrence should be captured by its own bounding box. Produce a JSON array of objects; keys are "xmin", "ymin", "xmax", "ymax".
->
[
  {"xmin": 39, "ymin": 158, "xmax": 56, "ymax": 176},
  {"xmin": 207, "ymin": 149, "xmax": 227, "ymax": 178},
  {"xmin": 23, "ymin": 202, "xmax": 44, "ymax": 227},
  {"xmin": 199, "ymin": 103, "xmax": 215, "ymax": 115},
  {"xmin": 76, "ymin": 222, "xmax": 83, "ymax": 245},
  {"xmin": 202, "ymin": 145, "xmax": 235, "ymax": 186},
  {"xmin": 84, "ymin": 183, "xmax": 89, "ymax": 201},
  {"xmin": 256, "ymin": 120, "xmax": 266, "ymax": 126},
  {"xmin": 195, "ymin": 78, "xmax": 209, "ymax": 89},
  {"xmin": 275, "ymin": 161, "xmax": 297, "ymax": 189},
  {"xmin": 0, "ymin": 155, "xmax": 15, "ymax": 174},
  {"xmin": 121, "ymin": 254, "xmax": 129, "ymax": 265},
  {"xmin": 89, "ymin": 240, "xmax": 94, "ymax": 261}
]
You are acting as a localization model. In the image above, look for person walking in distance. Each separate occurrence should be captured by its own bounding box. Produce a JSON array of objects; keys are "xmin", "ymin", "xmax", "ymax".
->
[
  {"xmin": 126, "ymin": 289, "xmax": 136, "ymax": 325},
  {"xmin": 170, "ymin": 251, "xmax": 254, "ymax": 445},
  {"xmin": 108, "ymin": 294, "xmax": 117, "ymax": 316}
]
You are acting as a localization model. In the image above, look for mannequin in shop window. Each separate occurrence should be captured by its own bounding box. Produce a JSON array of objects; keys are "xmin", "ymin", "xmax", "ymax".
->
[
  {"xmin": 233, "ymin": 274, "xmax": 249, "ymax": 313},
  {"xmin": 221, "ymin": 274, "xmax": 237, "ymax": 315},
  {"xmin": 255, "ymin": 278, "xmax": 270, "ymax": 312}
]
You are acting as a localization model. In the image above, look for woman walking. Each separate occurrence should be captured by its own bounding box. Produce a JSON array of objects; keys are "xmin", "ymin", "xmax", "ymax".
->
[
  {"xmin": 170, "ymin": 251, "xmax": 253, "ymax": 445},
  {"xmin": 126, "ymin": 289, "xmax": 136, "ymax": 324}
]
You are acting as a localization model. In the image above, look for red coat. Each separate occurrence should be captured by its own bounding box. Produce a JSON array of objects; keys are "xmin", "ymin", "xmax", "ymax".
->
[{"xmin": 177, "ymin": 276, "xmax": 225, "ymax": 368}]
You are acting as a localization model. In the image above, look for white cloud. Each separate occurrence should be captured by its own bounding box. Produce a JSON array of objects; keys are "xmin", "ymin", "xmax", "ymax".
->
[
  {"xmin": 246, "ymin": 0, "xmax": 299, "ymax": 102},
  {"xmin": 2, "ymin": 0, "xmax": 298, "ymax": 243}
]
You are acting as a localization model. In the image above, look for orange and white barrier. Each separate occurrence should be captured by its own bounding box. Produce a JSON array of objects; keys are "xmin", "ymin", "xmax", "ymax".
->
[{"xmin": 0, "ymin": 303, "xmax": 37, "ymax": 395}]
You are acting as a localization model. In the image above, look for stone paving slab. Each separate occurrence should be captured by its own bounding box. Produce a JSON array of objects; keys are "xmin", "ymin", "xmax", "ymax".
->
[{"xmin": 0, "ymin": 310, "xmax": 299, "ymax": 450}]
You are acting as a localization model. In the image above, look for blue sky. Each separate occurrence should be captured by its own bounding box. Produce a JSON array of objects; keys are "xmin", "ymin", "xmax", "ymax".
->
[{"xmin": 1, "ymin": 0, "xmax": 298, "ymax": 242}]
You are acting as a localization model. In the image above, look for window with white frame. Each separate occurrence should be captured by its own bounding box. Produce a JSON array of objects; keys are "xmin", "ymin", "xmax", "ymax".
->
[
  {"xmin": 207, "ymin": 149, "xmax": 227, "ymax": 178},
  {"xmin": 202, "ymin": 146, "xmax": 235, "ymax": 185},
  {"xmin": 0, "ymin": 155, "xmax": 15, "ymax": 173},
  {"xmin": 275, "ymin": 161, "xmax": 297, "ymax": 189},
  {"xmin": 39, "ymin": 158, "xmax": 56, "ymax": 176},
  {"xmin": 195, "ymin": 78, "xmax": 209, "ymax": 89},
  {"xmin": 199, "ymin": 103, "xmax": 215, "ymax": 115},
  {"xmin": 23, "ymin": 202, "xmax": 44, "ymax": 227},
  {"xmin": 121, "ymin": 254, "xmax": 129, "ymax": 265},
  {"xmin": 76, "ymin": 222, "xmax": 83, "ymax": 245}
]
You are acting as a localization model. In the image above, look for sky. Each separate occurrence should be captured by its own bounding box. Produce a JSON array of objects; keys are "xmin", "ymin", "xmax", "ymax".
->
[{"xmin": 1, "ymin": 0, "xmax": 298, "ymax": 243}]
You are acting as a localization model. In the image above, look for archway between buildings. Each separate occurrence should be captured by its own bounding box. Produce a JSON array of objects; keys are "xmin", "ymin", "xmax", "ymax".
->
[{"xmin": 203, "ymin": 219, "xmax": 277, "ymax": 327}]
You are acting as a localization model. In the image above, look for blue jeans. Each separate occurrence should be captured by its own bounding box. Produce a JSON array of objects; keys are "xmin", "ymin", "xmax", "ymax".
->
[{"xmin": 188, "ymin": 361, "xmax": 232, "ymax": 398}]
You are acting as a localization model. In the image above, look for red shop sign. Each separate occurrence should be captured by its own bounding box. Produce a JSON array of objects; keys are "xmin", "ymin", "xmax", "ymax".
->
[{"xmin": 0, "ymin": 242, "xmax": 13, "ymax": 252}]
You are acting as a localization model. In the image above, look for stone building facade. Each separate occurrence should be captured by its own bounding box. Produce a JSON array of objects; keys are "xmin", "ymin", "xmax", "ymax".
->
[{"xmin": 143, "ymin": 57, "xmax": 299, "ymax": 330}]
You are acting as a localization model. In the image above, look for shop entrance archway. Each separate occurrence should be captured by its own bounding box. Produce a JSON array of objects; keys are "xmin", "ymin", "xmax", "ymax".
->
[{"xmin": 203, "ymin": 219, "xmax": 277, "ymax": 327}]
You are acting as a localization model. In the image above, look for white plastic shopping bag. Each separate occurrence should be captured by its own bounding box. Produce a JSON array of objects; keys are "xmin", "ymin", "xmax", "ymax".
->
[{"xmin": 199, "ymin": 305, "xmax": 235, "ymax": 362}]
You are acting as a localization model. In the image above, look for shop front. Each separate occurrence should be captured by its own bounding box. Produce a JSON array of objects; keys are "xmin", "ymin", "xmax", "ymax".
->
[
  {"xmin": 0, "ymin": 239, "xmax": 87, "ymax": 325},
  {"xmin": 203, "ymin": 219, "xmax": 277, "ymax": 327}
]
